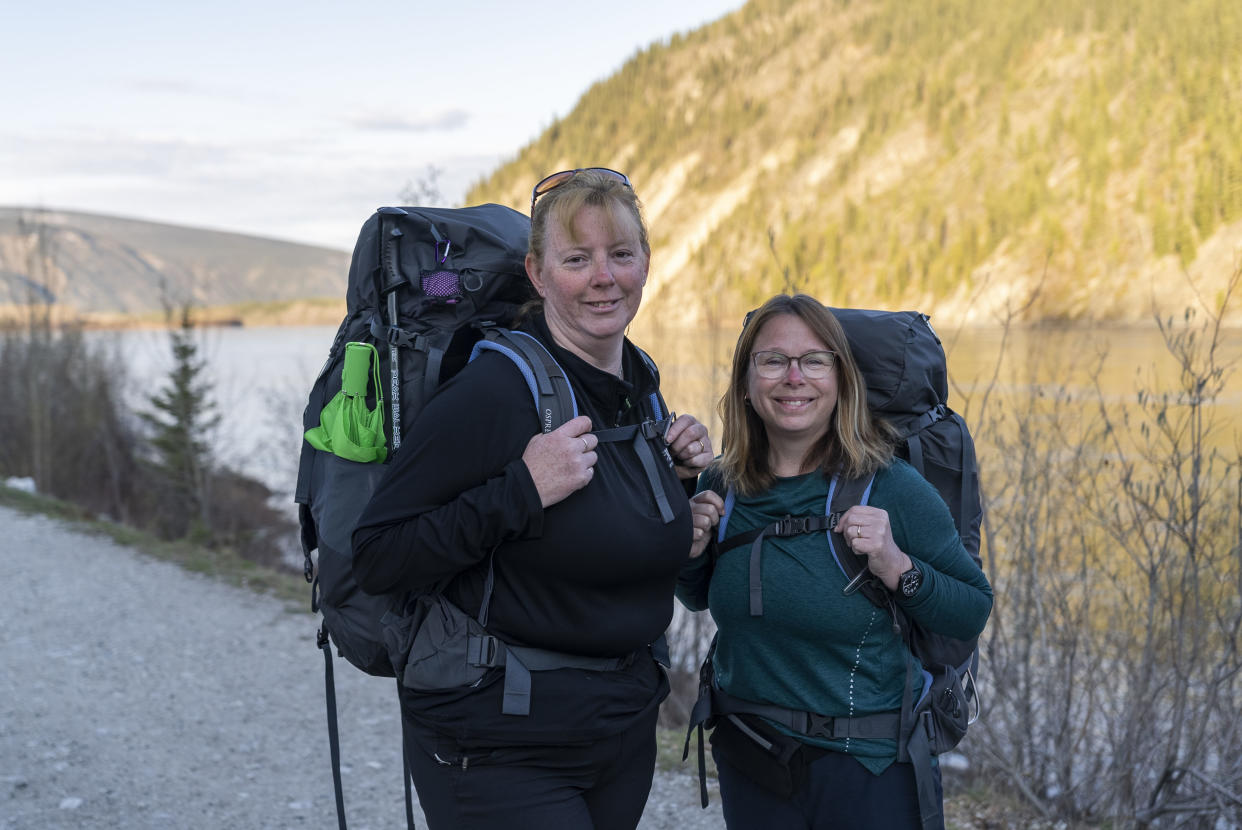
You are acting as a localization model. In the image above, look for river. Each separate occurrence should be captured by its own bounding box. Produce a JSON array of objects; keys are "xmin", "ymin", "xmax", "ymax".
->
[{"xmin": 94, "ymin": 317, "xmax": 1242, "ymax": 512}]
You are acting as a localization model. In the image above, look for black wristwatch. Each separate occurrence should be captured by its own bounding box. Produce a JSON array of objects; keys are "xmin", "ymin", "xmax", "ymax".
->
[{"xmin": 898, "ymin": 562, "xmax": 923, "ymax": 598}]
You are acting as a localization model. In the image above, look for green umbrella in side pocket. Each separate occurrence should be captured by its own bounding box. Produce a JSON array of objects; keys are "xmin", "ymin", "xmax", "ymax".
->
[{"xmin": 305, "ymin": 341, "xmax": 387, "ymax": 463}]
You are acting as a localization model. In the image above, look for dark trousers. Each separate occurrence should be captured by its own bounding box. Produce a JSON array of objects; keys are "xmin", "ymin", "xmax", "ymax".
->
[
  {"xmin": 404, "ymin": 708, "xmax": 659, "ymax": 830},
  {"xmin": 714, "ymin": 744, "xmax": 941, "ymax": 830}
]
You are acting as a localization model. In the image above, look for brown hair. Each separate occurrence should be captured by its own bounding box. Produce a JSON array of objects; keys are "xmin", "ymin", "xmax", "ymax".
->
[
  {"xmin": 527, "ymin": 169, "xmax": 649, "ymax": 272},
  {"xmin": 717, "ymin": 294, "xmax": 895, "ymax": 495}
]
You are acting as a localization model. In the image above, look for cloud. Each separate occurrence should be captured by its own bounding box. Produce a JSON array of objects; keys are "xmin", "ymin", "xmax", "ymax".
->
[
  {"xmin": 349, "ymin": 109, "xmax": 470, "ymax": 133},
  {"xmin": 0, "ymin": 132, "xmax": 243, "ymax": 180},
  {"xmin": 124, "ymin": 77, "xmax": 221, "ymax": 96}
]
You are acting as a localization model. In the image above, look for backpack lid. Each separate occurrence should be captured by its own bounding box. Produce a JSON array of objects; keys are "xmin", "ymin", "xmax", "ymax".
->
[
  {"xmin": 830, "ymin": 308, "xmax": 948, "ymax": 419},
  {"xmin": 346, "ymin": 203, "xmax": 531, "ymax": 314}
]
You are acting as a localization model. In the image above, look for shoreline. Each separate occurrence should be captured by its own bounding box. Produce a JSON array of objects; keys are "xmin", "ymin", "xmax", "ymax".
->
[{"xmin": 6, "ymin": 299, "xmax": 1231, "ymax": 334}]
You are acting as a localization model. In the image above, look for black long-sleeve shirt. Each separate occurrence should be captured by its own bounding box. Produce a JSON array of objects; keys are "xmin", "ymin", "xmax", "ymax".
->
[{"xmin": 352, "ymin": 315, "xmax": 692, "ymax": 744}]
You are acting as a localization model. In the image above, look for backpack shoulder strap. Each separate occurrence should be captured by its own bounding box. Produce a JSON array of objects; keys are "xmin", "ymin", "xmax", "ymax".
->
[
  {"xmin": 470, "ymin": 327, "xmax": 577, "ymax": 433},
  {"xmin": 633, "ymin": 344, "xmax": 667, "ymax": 421},
  {"xmin": 826, "ymin": 472, "xmax": 885, "ymax": 603},
  {"xmin": 474, "ymin": 330, "xmax": 679, "ymax": 525}
]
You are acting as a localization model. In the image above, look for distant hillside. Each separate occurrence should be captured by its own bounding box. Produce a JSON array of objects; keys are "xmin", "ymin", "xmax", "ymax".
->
[
  {"xmin": 0, "ymin": 208, "xmax": 349, "ymax": 322},
  {"xmin": 468, "ymin": 0, "xmax": 1242, "ymax": 327},
  {"xmin": 7, "ymin": 0, "xmax": 1241, "ymax": 329}
]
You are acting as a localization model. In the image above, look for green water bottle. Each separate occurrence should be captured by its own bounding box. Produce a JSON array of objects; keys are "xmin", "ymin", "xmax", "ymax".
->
[{"xmin": 341, "ymin": 341, "xmax": 374, "ymax": 398}]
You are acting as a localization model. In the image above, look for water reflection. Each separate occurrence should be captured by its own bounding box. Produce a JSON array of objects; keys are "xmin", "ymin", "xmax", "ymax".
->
[
  {"xmin": 630, "ymin": 318, "xmax": 1242, "ymax": 449},
  {"xmin": 95, "ymin": 320, "xmax": 1242, "ymax": 508}
]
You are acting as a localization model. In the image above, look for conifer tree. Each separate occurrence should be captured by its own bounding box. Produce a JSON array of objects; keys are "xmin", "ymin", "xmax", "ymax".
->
[{"xmin": 141, "ymin": 305, "xmax": 219, "ymax": 537}]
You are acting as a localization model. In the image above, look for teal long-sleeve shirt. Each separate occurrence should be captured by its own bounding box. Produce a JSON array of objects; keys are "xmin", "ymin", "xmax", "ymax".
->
[{"xmin": 676, "ymin": 460, "xmax": 992, "ymax": 774}]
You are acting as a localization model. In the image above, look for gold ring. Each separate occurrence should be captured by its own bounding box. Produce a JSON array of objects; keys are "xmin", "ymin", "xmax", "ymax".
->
[
  {"xmin": 855, "ymin": 525, "xmax": 862, "ymax": 539},
  {"xmin": 581, "ymin": 437, "xmax": 590, "ymax": 452}
]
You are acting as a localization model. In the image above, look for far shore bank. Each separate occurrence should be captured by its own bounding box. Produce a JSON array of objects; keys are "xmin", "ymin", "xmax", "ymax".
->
[
  {"xmin": 6, "ymin": 297, "xmax": 1237, "ymax": 333},
  {"xmin": 0, "ymin": 298, "xmax": 347, "ymax": 331}
]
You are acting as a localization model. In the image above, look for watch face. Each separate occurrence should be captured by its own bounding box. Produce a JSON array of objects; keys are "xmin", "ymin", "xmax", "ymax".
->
[{"xmin": 901, "ymin": 567, "xmax": 922, "ymax": 597}]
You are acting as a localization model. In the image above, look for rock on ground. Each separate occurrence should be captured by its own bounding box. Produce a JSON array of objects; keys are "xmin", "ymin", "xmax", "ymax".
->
[{"xmin": 0, "ymin": 506, "xmax": 722, "ymax": 829}]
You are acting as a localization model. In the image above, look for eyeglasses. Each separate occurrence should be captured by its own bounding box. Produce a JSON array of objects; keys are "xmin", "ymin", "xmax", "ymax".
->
[
  {"xmin": 530, "ymin": 168, "xmax": 631, "ymax": 212},
  {"xmin": 751, "ymin": 350, "xmax": 837, "ymax": 379}
]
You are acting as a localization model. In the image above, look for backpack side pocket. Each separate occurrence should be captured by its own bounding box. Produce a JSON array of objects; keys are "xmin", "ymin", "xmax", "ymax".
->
[
  {"xmin": 392, "ymin": 593, "xmax": 492, "ymax": 692},
  {"xmin": 922, "ymin": 663, "xmax": 970, "ymax": 753}
]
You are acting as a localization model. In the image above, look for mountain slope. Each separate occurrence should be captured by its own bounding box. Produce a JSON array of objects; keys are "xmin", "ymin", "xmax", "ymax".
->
[
  {"xmin": 0, "ymin": 208, "xmax": 349, "ymax": 319},
  {"xmin": 467, "ymin": 0, "xmax": 1242, "ymax": 327}
]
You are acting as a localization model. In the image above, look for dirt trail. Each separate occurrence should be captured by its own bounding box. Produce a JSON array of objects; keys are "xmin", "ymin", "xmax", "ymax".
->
[{"xmin": 0, "ymin": 506, "xmax": 720, "ymax": 829}]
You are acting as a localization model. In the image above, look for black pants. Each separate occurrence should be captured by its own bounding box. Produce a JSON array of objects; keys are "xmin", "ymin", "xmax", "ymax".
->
[
  {"xmin": 404, "ymin": 708, "xmax": 658, "ymax": 830},
  {"xmin": 714, "ymin": 744, "xmax": 940, "ymax": 830}
]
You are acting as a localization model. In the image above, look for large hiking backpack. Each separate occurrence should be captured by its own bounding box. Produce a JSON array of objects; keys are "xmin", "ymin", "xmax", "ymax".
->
[
  {"xmin": 684, "ymin": 307, "xmax": 984, "ymax": 829},
  {"xmin": 295, "ymin": 204, "xmax": 535, "ymax": 830},
  {"xmin": 833, "ymin": 307, "xmax": 982, "ymax": 565},
  {"xmin": 296, "ymin": 204, "xmax": 536, "ymax": 680}
]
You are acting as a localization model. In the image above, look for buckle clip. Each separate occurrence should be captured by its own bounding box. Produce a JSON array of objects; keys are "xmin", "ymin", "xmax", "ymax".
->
[
  {"xmin": 806, "ymin": 713, "xmax": 835, "ymax": 739},
  {"xmin": 467, "ymin": 634, "xmax": 503, "ymax": 667},
  {"xmin": 775, "ymin": 515, "xmax": 811, "ymax": 536},
  {"xmin": 639, "ymin": 419, "xmax": 664, "ymax": 440}
]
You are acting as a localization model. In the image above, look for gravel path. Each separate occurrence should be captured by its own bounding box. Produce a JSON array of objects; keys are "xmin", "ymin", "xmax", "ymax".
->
[{"xmin": 0, "ymin": 506, "xmax": 723, "ymax": 829}]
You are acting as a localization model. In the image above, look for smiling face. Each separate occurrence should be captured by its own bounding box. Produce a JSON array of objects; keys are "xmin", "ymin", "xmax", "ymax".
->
[
  {"xmin": 526, "ymin": 203, "xmax": 648, "ymax": 371},
  {"xmin": 746, "ymin": 312, "xmax": 839, "ymax": 453}
]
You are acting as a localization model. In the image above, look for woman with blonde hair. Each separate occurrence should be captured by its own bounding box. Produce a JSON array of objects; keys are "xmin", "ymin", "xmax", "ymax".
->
[{"xmin": 354, "ymin": 169, "xmax": 714, "ymax": 829}]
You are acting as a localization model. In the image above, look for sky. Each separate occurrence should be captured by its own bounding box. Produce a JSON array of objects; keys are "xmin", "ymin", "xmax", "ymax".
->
[{"xmin": 0, "ymin": 0, "xmax": 745, "ymax": 251}]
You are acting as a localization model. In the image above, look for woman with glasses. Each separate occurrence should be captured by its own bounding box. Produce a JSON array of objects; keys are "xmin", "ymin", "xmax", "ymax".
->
[
  {"xmin": 676, "ymin": 294, "xmax": 991, "ymax": 829},
  {"xmin": 352, "ymin": 169, "xmax": 714, "ymax": 829}
]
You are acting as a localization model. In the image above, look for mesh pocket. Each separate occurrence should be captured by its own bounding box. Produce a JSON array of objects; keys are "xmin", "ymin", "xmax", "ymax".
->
[{"xmin": 422, "ymin": 269, "xmax": 461, "ymax": 300}]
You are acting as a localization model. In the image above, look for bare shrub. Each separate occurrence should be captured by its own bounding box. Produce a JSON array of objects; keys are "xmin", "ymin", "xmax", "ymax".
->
[
  {"xmin": 973, "ymin": 269, "xmax": 1242, "ymax": 826},
  {"xmin": 0, "ymin": 325, "xmax": 145, "ymax": 522}
]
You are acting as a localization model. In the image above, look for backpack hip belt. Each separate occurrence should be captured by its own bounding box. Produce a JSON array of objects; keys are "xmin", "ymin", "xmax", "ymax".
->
[
  {"xmin": 682, "ymin": 664, "xmax": 908, "ymax": 809},
  {"xmin": 466, "ymin": 631, "xmax": 669, "ymax": 717},
  {"xmin": 711, "ymin": 685, "xmax": 902, "ymax": 742}
]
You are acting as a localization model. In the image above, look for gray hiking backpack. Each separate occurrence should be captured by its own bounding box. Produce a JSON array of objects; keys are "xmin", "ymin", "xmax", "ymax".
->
[
  {"xmin": 296, "ymin": 204, "xmax": 542, "ymax": 830},
  {"xmin": 296, "ymin": 204, "xmax": 538, "ymax": 681}
]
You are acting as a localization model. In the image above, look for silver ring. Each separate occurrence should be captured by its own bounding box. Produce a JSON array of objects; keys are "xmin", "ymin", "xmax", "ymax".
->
[{"xmin": 581, "ymin": 437, "xmax": 590, "ymax": 452}]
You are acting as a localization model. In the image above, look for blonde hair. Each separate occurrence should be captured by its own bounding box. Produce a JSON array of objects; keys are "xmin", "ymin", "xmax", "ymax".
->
[
  {"xmin": 717, "ymin": 294, "xmax": 896, "ymax": 496},
  {"xmin": 527, "ymin": 169, "xmax": 649, "ymax": 271}
]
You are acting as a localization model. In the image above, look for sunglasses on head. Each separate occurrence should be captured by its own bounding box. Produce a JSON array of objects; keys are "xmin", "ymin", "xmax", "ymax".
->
[{"xmin": 530, "ymin": 168, "xmax": 631, "ymax": 212}]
